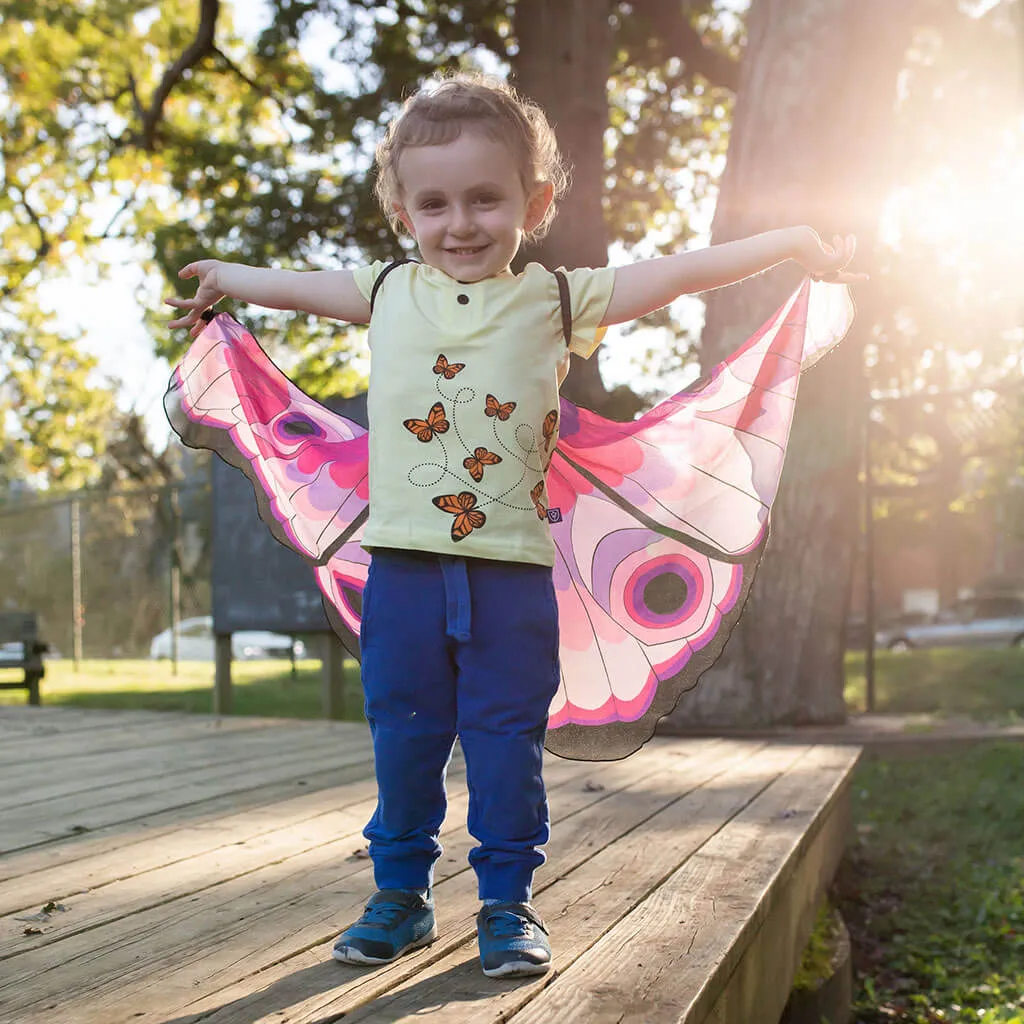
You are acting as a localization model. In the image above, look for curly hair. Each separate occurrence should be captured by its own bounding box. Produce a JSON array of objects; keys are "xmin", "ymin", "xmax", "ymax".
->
[{"xmin": 373, "ymin": 72, "xmax": 569, "ymax": 241}]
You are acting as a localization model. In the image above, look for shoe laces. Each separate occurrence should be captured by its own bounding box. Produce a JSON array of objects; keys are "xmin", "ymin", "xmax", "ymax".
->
[
  {"xmin": 361, "ymin": 899, "xmax": 409, "ymax": 926},
  {"xmin": 487, "ymin": 910, "xmax": 532, "ymax": 939}
]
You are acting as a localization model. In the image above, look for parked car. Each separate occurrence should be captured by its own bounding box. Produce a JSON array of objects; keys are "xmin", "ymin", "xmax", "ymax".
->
[
  {"xmin": 875, "ymin": 596, "xmax": 1024, "ymax": 652},
  {"xmin": 0, "ymin": 641, "xmax": 24, "ymax": 664},
  {"xmin": 149, "ymin": 616, "xmax": 306, "ymax": 661}
]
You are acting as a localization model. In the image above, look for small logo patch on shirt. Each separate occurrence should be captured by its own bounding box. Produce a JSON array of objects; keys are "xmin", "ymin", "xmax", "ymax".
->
[{"xmin": 546, "ymin": 508, "xmax": 563, "ymax": 524}]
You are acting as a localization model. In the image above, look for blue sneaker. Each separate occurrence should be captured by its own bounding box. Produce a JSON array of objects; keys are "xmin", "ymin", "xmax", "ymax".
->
[
  {"xmin": 332, "ymin": 889, "xmax": 437, "ymax": 965},
  {"xmin": 476, "ymin": 902, "xmax": 552, "ymax": 978}
]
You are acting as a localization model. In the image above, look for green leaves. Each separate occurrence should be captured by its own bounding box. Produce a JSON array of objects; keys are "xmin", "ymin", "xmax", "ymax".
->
[{"xmin": 846, "ymin": 745, "xmax": 1024, "ymax": 1023}]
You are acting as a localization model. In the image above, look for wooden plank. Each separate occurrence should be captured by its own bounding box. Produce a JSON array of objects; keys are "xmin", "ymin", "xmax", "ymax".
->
[
  {"xmin": 0, "ymin": 756, "xmax": 390, "ymax": 925},
  {"xmin": 503, "ymin": 744, "xmax": 860, "ymax": 1024},
  {"xmin": 0, "ymin": 729, "xmax": 370, "ymax": 822},
  {"xmin": 700, "ymin": 758, "xmax": 853, "ymax": 1024},
  {"xmin": 0, "ymin": 763, "xmax": 361, "ymax": 884},
  {"xmin": 185, "ymin": 739, "xmax": 790, "ymax": 1024},
  {"xmin": 0, "ymin": 736, "xmax": 375, "ymax": 855},
  {"xmin": 0, "ymin": 714, "xmax": 282, "ymax": 767},
  {"xmin": 0, "ymin": 706, "xmax": 194, "ymax": 735},
  {"xmin": 0, "ymin": 722, "xmax": 362, "ymax": 807},
  {"xmin": 0, "ymin": 740, "xmax": 710, "ymax": 1022}
]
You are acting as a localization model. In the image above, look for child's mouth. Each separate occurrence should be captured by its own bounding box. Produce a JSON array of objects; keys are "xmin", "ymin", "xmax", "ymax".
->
[{"xmin": 446, "ymin": 246, "xmax": 488, "ymax": 256}]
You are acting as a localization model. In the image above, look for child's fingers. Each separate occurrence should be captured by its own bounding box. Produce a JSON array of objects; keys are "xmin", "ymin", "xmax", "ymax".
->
[{"xmin": 178, "ymin": 263, "xmax": 197, "ymax": 279}]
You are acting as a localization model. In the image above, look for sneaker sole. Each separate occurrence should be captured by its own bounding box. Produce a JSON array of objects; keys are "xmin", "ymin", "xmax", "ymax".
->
[
  {"xmin": 332, "ymin": 924, "xmax": 438, "ymax": 966},
  {"xmin": 482, "ymin": 958, "xmax": 552, "ymax": 979}
]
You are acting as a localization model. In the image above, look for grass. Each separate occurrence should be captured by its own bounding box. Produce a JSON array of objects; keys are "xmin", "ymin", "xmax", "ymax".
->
[
  {"xmin": 7, "ymin": 646, "xmax": 1023, "ymax": 725},
  {"xmin": 838, "ymin": 744, "xmax": 1024, "ymax": 1023},
  {"xmin": 0, "ymin": 658, "xmax": 365, "ymax": 720},
  {"xmin": 844, "ymin": 647, "xmax": 1024, "ymax": 721}
]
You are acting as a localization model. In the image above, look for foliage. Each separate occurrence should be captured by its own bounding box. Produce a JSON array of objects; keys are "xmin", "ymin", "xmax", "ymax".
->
[
  {"xmin": 840, "ymin": 745, "xmax": 1024, "ymax": 1023},
  {"xmin": 0, "ymin": 657, "xmax": 364, "ymax": 720},
  {"xmin": 865, "ymin": 1, "xmax": 1024, "ymax": 542},
  {"xmin": 792, "ymin": 899, "xmax": 844, "ymax": 991},
  {"xmin": 1, "ymin": 0, "xmax": 744, "ymax": 485},
  {"xmin": 844, "ymin": 648, "xmax": 1024, "ymax": 722}
]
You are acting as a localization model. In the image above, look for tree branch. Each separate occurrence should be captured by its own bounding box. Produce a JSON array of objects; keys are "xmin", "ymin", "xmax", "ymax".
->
[
  {"xmin": 628, "ymin": 0, "xmax": 739, "ymax": 90},
  {"xmin": 0, "ymin": 191, "xmax": 52, "ymax": 301},
  {"xmin": 138, "ymin": 0, "xmax": 222, "ymax": 149}
]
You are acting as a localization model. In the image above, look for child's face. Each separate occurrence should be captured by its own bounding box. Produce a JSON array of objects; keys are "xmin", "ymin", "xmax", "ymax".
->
[{"xmin": 393, "ymin": 131, "xmax": 552, "ymax": 283}]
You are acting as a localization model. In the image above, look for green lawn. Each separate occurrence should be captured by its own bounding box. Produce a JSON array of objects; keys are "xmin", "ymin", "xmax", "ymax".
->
[
  {"xmin": 845, "ymin": 648, "xmax": 1024, "ymax": 721},
  {"xmin": 840, "ymin": 744, "xmax": 1024, "ymax": 1023},
  {"xmin": 6, "ymin": 646, "xmax": 1023, "ymax": 724},
  {"xmin": 0, "ymin": 657, "xmax": 365, "ymax": 720}
]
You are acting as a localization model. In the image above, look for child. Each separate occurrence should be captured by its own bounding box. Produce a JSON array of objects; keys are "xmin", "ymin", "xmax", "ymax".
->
[{"xmin": 166, "ymin": 73, "xmax": 863, "ymax": 979}]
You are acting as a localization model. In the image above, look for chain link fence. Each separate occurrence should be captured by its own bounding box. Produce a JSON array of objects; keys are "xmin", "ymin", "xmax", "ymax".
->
[{"xmin": 0, "ymin": 481, "xmax": 211, "ymax": 660}]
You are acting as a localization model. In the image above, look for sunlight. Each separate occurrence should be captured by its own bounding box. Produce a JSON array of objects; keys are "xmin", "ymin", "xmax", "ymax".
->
[{"xmin": 885, "ymin": 134, "xmax": 1024, "ymax": 253}]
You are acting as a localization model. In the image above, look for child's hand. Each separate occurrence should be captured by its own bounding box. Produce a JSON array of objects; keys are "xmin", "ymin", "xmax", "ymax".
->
[
  {"xmin": 166, "ymin": 260, "xmax": 226, "ymax": 337},
  {"xmin": 793, "ymin": 228, "xmax": 869, "ymax": 284}
]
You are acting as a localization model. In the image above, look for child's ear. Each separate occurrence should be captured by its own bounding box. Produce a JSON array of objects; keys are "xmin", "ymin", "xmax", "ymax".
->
[
  {"xmin": 393, "ymin": 203, "xmax": 416, "ymax": 237},
  {"xmin": 524, "ymin": 181, "xmax": 555, "ymax": 233}
]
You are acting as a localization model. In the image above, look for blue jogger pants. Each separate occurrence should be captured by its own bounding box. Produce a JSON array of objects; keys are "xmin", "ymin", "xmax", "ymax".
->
[{"xmin": 359, "ymin": 548, "xmax": 561, "ymax": 902}]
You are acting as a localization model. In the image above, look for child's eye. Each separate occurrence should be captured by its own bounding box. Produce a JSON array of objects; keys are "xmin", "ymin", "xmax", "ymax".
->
[
  {"xmin": 420, "ymin": 199, "xmax": 445, "ymax": 212},
  {"xmin": 475, "ymin": 194, "xmax": 499, "ymax": 206}
]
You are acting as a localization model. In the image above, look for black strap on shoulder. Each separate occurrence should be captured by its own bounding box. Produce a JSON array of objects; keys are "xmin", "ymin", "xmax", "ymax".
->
[
  {"xmin": 370, "ymin": 258, "xmax": 414, "ymax": 314},
  {"xmin": 553, "ymin": 270, "xmax": 572, "ymax": 346}
]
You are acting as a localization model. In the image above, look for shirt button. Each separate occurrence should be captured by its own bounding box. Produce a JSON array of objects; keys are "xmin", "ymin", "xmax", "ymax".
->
[{"xmin": 457, "ymin": 293, "xmax": 469, "ymax": 305}]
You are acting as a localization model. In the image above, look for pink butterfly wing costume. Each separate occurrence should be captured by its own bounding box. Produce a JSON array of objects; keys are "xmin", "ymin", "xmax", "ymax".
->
[{"xmin": 165, "ymin": 280, "xmax": 853, "ymax": 761}]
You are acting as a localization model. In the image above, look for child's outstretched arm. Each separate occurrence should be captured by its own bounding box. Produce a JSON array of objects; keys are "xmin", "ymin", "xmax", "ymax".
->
[
  {"xmin": 166, "ymin": 259, "xmax": 371, "ymax": 337},
  {"xmin": 600, "ymin": 226, "xmax": 867, "ymax": 326}
]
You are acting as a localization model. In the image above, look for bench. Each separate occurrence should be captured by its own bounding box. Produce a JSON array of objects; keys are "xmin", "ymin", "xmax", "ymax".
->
[{"xmin": 0, "ymin": 612, "xmax": 46, "ymax": 705}]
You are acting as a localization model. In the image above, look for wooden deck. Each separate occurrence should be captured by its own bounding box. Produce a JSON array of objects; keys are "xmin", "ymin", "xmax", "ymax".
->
[{"xmin": 0, "ymin": 707, "xmax": 860, "ymax": 1024}]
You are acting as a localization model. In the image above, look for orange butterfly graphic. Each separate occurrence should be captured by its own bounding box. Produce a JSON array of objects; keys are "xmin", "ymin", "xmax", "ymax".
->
[
  {"xmin": 433, "ymin": 491, "xmax": 486, "ymax": 541},
  {"xmin": 485, "ymin": 394, "xmax": 517, "ymax": 421},
  {"xmin": 542, "ymin": 409, "xmax": 558, "ymax": 451},
  {"xmin": 530, "ymin": 481, "xmax": 547, "ymax": 520},
  {"xmin": 463, "ymin": 446, "xmax": 502, "ymax": 482},
  {"xmin": 433, "ymin": 354, "xmax": 465, "ymax": 380},
  {"xmin": 403, "ymin": 402, "xmax": 449, "ymax": 443}
]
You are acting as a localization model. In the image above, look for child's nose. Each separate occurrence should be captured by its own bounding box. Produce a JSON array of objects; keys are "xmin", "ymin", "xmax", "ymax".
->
[{"xmin": 449, "ymin": 204, "xmax": 474, "ymax": 234}]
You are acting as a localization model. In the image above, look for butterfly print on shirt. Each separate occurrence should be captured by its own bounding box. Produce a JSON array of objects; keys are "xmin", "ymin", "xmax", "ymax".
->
[
  {"xmin": 485, "ymin": 394, "xmax": 517, "ymax": 421},
  {"xmin": 463, "ymin": 446, "xmax": 502, "ymax": 482},
  {"xmin": 403, "ymin": 401, "xmax": 449, "ymax": 442},
  {"xmin": 432, "ymin": 491, "xmax": 487, "ymax": 541},
  {"xmin": 530, "ymin": 481, "xmax": 547, "ymax": 520},
  {"xmin": 433, "ymin": 354, "xmax": 465, "ymax": 380},
  {"xmin": 542, "ymin": 409, "xmax": 558, "ymax": 452}
]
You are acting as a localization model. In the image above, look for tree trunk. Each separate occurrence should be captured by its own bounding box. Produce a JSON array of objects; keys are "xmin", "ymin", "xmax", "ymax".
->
[
  {"xmin": 667, "ymin": 0, "xmax": 923, "ymax": 727},
  {"xmin": 512, "ymin": 0, "xmax": 615, "ymax": 412}
]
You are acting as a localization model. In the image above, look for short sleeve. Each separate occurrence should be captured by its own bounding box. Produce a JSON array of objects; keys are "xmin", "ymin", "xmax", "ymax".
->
[
  {"xmin": 561, "ymin": 265, "xmax": 617, "ymax": 359},
  {"xmin": 351, "ymin": 260, "xmax": 389, "ymax": 303}
]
